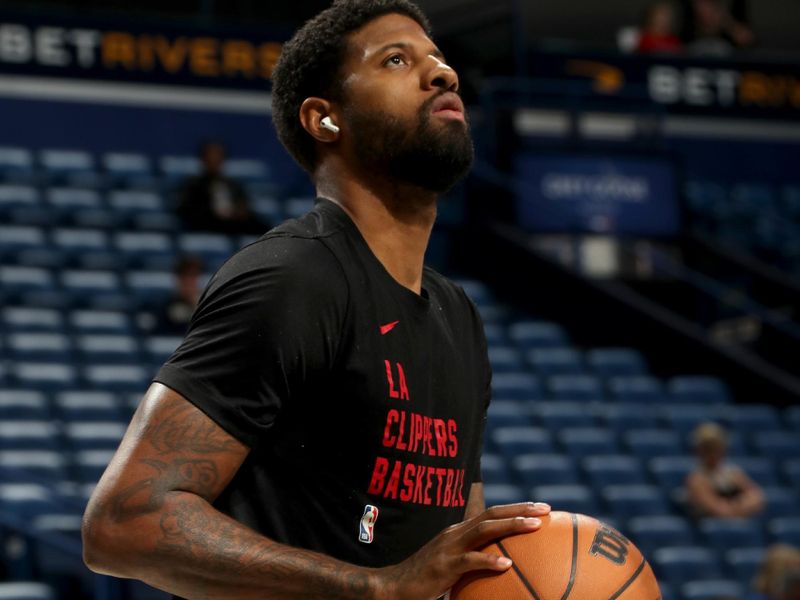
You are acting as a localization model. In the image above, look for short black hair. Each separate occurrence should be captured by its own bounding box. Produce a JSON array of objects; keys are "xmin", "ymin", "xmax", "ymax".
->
[{"xmin": 271, "ymin": 0, "xmax": 432, "ymax": 173}]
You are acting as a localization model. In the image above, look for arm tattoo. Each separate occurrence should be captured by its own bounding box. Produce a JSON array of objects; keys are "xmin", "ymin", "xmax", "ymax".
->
[{"xmin": 143, "ymin": 402, "xmax": 240, "ymax": 454}]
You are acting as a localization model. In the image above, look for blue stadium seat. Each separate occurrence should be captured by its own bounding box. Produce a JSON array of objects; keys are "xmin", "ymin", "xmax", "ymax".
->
[
  {"xmin": 45, "ymin": 187, "xmax": 104, "ymax": 226},
  {"xmin": 601, "ymin": 484, "xmax": 669, "ymax": 519},
  {"xmin": 64, "ymin": 421, "xmax": 127, "ymax": 451},
  {"xmin": 108, "ymin": 189, "xmax": 164, "ymax": 219},
  {"xmin": 83, "ymin": 364, "xmax": 150, "ymax": 393},
  {"xmin": 159, "ymin": 155, "xmax": 200, "ymax": 187},
  {"xmin": 0, "ymin": 421, "xmax": 60, "ymax": 451},
  {"xmin": 0, "ymin": 226, "xmax": 46, "ymax": 259},
  {"xmin": 0, "ymin": 483, "xmax": 60, "ymax": 517},
  {"xmin": 783, "ymin": 459, "xmax": 800, "ymax": 488},
  {"xmin": 6, "ymin": 333, "xmax": 71, "ymax": 362},
  {"xmin": 178, "ymin": 232, "xmax": 234, "ymax": 267},
  {"xmin": 681, "ymin": 580, "xmax": 744, "ymax": 600},
  {"xmin": 39, "ymin": 149, "xmax": 98, "ymax": 186},
  {"xmin": 558, "ymin": 427, "xmax": 618, "ymax": 458},
  {"xmin": 482, "ymin": 323, "xmax": 507, "ymax": 346},
  {"xmin": 226, "ymin": 158, "xmax": 271, "ymax": 183},
  {"xmin": 250, "ymin": 194, "xmax": 284, "ymax": 224},
  {"xmin": 724, "ymin": 547, "xmax": 766, "ymax": 588},
  {"xmin": 585, "ymin": 347, "xmax": 647, "ymax": 377},
  {"xmin": 285, "ymin": 197, "xmax": 316, "ymax": 219},
  {"xmin": 68, "ymin": 309, "xmax": 132, "ymax": 334},
  {"xmin": 102, "ymin": 152, "xmax": 156, "ymax": 188},
  {"xmin": 512, "ymin": 454, "xmax": 578, "ymax": 486},
  {"xmin": 491, "ymin": 372, "xmax": 542, "ymax": 401},
  {"xmin": 480, "ymin": 453, "xmax": 511, "ymax": 485},
  {"xmin": 0, "ymin": 582, "xmax": 57, "ymax": 600},
  {"xmin": 491, "ymin": 427, "xmax": 553, "ymax": 458},
  {"xmin": 76, "ymin": 334, "xmax": 140, "ymax": 364},
  {"xmin": 0, "ymin": 451, "xmax": 66, "ymax": 482},
  {"xmin": 760, "ymin": 486, "xmax": 798, "ymax": 518},
  {"xmin": 531, "ymin": 484, "xmax": 596, "ymax": 515},
  {"xmin": 768, "ymin": 517, "xmax": 800, "ymax": 546},
  {"xmin": 583, "ymin": 455, "xmax": 646, "ymax": 486},
  {"xmin": 652, "ymin": 546, "xmax": 722, "ymax": 586},
  {"xmin": 74, "ymin": 449, "xmax": 115, "ymax": 484},
  {"xmin": 660, "ymin": 405, "xmax": 719, "ymax": 437},
  {"xmin": 0, "ymin": 390, "xmax": 49, "ymax": 421},
  {"xmin": 143, "ymin": 336, "xmax": 183, "ymax": 366},
  {"xmin": 114, "ymin": 232, "xmax": 174, "ymax": 269},
  {"xmin": 10, "ymin": 363, "xmax": 78, "ymax": 392},
  {"xmin": 726, "ymin": 404, "xmax": 782, "ymax": 433},
  {"xmin": 125, "ymin": 271, "xmax": 175, "ymax": 309},
  {"xmin": 487, "ymin": 400, "xmax": 533, "ymax": 429},
  {"xmin": 55, "ymin": 391, "xmax": 122, "ymax": 422},
  {"xmin": 454, "ymin": 279, "xmax": 493, "ymax": 307},
  {"xmin": 547, "ymin": 375, "xmax": 603, "ymax": 401},
  {"xmin": 734, "ymin": 457, "xmax": 778, "ymax": 487},
  {"xmin": 0, "ymin": 266, "xmax": 54, "ymax": 299},
  {"xmin": 488, "ymin": 346, "xmax": 525, "ymax": 374},
  {"xmin": 599, "ymin": 403, "xmax": 658, "ymax": 433},
  {"xmin": 751, "ymin": 431, "xmax": 800, "ymax": 460},
  {"xmin": 627, "ymin": 516, "xmax": 694, "ymax": 559},
  {"xmin": 2, "ymin": 307, "xmax": 63, "ymax": 333},
  {"xmin": 60, "ymin": 269, "xmax": 124, "ymax": 309},
  {"xmin": 786, "ymin": 406, "xmax": 800, "ymax": 431},
  {"xmin": 51, "ymin": 227, "xmax": 115, "ymax": 269},
  {"xmin": 534, "ymin": 401, "xmax": 595, "ymax": 429},
  {"xmin": 699, "ymin": 518, "xmax": 764, "ymax": 554},
  {"xmin": 508, "ymin": 321, "xmax": 569, "ymax": 349},
  {"xmin": 526, "ymin": 347, "xmax": 584, "ymax": 376},
  {"xmin": 607, "ymin": 375, "xmax": 665, "ymax": 403},
  {"xmin": 0, "ymin": 185, "xmax": 46, "ymax": 226},
  {"xmin": 667, "ymin": 376, "xmax": 731, "ymax": 404},
  {"xmin": 482, "ymin": 484, "xmax": 526, "ymax": 505},
  {"xmin": 649, "ymin": 455, "xmax": 695, "ymax": 490},
  {"xmin": 624, "ymin": 429, "xmax": 683, "ymax": 459},
  {"xmin": 0, "ymin": 147, "xmax": 35, "ymax": 183}
]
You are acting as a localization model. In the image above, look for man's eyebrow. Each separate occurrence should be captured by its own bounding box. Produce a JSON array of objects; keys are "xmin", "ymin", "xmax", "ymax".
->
[{"xmin": 371, "ymin": 41, "xmax": 446, "ymax": 61}]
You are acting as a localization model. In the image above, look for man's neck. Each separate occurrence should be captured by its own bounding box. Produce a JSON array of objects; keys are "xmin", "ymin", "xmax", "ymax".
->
[{"xmin": 316, "ymin": 163, "xmax": 437, "ymax": 296}]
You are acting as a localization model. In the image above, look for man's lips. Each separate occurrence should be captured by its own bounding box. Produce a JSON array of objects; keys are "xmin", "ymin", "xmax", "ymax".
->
[{"xmin": 430, "ymin": 92, "xmax": 465, "ymax": 121}]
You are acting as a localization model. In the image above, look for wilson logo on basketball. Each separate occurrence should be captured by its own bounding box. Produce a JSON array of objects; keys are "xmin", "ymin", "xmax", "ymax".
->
[{"xmin": 589, "ymin": 525, "xmax": 631, "ymax": 565}]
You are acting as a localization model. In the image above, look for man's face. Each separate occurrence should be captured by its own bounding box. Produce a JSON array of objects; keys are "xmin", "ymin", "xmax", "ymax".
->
[{"xmin": 337, "ymin": 13, "xmax": 473, "ymax": 194}]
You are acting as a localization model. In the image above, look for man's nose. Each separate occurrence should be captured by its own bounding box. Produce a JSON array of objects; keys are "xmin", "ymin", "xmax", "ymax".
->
[{"xmin": 424, "ymin": 55, "xmax": 459, "ymax": 92}]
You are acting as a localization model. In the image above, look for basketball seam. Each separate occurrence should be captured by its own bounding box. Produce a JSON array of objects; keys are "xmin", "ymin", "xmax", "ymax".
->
[
  {"xmin": 497, "ymin": 540, "xmax": 542, "ymax": 600},
  {"xmin": 607, "ymin": 557, "xmax": 646, "ymax": 600},
  {"xmin": 559, "ymin": 513, "xmax": 579, "ymax": 600}
]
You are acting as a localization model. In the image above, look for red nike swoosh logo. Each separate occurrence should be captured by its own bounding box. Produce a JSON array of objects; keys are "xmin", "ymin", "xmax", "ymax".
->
[{"xmin": 379, "ymin": 320, "xmax": 400, "ymax": 335}]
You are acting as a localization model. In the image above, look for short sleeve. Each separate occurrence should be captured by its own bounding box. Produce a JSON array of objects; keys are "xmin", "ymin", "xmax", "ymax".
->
[{"xmin": 154, "ymin": 235, "xmax": 348, "ymax": 448}]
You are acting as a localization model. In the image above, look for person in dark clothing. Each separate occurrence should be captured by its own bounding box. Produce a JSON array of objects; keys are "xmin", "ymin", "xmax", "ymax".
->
[
  {"xmin": 155, "ymin": 257, "xmax": 203, "ymax": 335},
  {"xmin": 680, "ymin": 0, "xmax": 755, "ymax": 55},
  {"xmin": 82, "ymin": 1, "xmax": 550, "ymax": 599},
  {"xmin": 177, "ymin": 141, "xmax": 268, "ymax": 234}
]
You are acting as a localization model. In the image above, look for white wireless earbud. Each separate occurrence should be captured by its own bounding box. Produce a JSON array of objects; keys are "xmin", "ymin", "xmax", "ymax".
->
[{"xmin": 320, "ymin": 116, "xmax": 340, "ymax": 133}]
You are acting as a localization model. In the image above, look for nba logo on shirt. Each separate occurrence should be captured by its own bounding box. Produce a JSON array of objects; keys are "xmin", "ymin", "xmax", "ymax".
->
[{"xmin": 359, "ymin": 504, "xmax": 379, "ymax": 544}]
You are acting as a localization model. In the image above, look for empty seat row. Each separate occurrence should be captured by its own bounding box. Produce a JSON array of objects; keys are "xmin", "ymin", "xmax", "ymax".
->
[{"xmin": 0, "ymin": 334, "xmax": 182, "ymax": 365}]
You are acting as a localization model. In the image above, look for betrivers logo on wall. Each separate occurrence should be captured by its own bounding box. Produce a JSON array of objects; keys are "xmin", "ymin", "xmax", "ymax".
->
[
  {"xmin": 0, "ymin": 21, "xmax": 282, "ymax": 82},
  {"xmin": 541, "ymin": 172, "xmax": 650, "ymax": 204}
]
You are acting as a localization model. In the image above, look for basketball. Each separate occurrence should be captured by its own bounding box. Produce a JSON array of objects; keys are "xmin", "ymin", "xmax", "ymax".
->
[{"xmin": 450, "ymin": 511, "xmax": 661, "ymax": 600}]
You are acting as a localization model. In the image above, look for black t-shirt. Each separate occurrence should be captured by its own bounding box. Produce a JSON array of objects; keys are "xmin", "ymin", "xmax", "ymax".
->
[{"xmin": 155, "ymin": 198, "xmax": 490, "ymax": 569}]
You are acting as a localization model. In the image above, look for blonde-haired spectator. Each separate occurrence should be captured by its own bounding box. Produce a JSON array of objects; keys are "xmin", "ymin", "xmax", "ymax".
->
[
  {"xmin": 686, "ymin": 422, "xmax": 764, "ymax": 518},
  {"xmin": 749, "ymin": 544, "xmax": 800, "ymax": 600}
]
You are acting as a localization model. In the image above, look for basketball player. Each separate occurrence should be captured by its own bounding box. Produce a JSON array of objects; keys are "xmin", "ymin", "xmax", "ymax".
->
[{"xmin": 82, "ymin": 1, "xmax": 550, "ymax": 598}]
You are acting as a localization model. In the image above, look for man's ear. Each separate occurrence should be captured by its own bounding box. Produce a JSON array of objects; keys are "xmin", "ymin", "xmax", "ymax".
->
[{"xmin": 300, "ymin": 97, "xmax": 341, "ymax": 142}]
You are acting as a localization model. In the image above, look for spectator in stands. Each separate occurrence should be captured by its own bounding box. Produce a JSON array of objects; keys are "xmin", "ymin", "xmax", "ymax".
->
[
  {"xmin": 156, "ymin": 256, "xmax": 203, "ymax": 335},
  {"xmin": 177, "ymin": 141, "xmax": 268, "ymax": 234},
  {"xmin": 636, "ymin": 2, "xmax": 683, "ymax": 54},
  {"xmin": 685, "ymin": 422, "xmax": 765, "ymax": 518},
  {"xmin": 681, "ymin": 0, "xmax": 755, "ymax": 56},
  {"xmin": 749, "ymin": 544, "xmax": 800, "ymax": 600}
]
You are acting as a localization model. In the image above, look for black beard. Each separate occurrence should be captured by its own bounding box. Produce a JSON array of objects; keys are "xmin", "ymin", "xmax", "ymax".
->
[{"xmin": 345, "ymin": 94, "xmax": 474, "ymax": 194}]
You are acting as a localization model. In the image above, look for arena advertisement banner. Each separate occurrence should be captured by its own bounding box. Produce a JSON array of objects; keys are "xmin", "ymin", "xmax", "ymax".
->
[
  {"xmin": 514, "ymin": 153, "xmax": 680, "ymax": 237},
  {"xmin": 529, "ymin": 49, "xmax": 800, "ymax": 120},
  {"xmin": 0, "ymin": 11, "xmax": 288, "ymax": 90}
]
